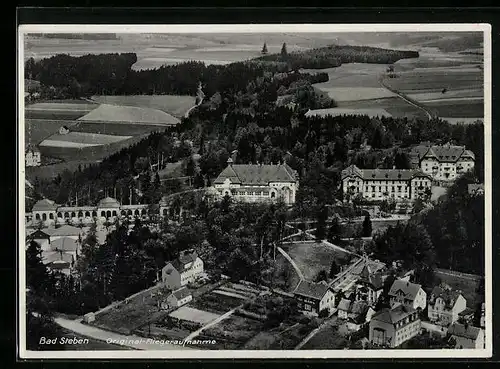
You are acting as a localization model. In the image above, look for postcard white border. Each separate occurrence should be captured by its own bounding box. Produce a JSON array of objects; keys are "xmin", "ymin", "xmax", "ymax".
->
[{"xmin": 18, "ymin": 23, "xmax": 492, "ymax": 359}]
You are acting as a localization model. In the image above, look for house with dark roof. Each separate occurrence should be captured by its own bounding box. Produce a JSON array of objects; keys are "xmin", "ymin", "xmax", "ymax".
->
[
  {"xmin": 45, "ymin": 225, "xmax": 83, "ymax": 241},
  {"xmin": 369, "ymin": 304, "xmax": 421, "ymax": 348},
  {"xmin": 212, "ymin": 158, "xmax": 299, "ymax": 205},
  {"xmin": 42, "ymin": 250, "xmax": 75, "ymax": 275},
  {"xmin": 409, "ymin": 143, "xmax": 475, "ymax": 182},
  {"xmin": 448, "ymin": 322, "xmax": 485, "ymax": 349},
  {"xmin": 354, "ymin": 264, "xmax": 384, "ymax": 306},
  {"xmin": 166, "ymin": 287, "xmax": 193, "ymax": 308},
  {"xmin": 388, "ymin": 279, "xmax": 427, "ymax": 311},
  {"xmin": 161, "ymin": 250, "xmax": 204, "ymax": 290},
  {"xmin": 27, "ymin": 229, "xmax": 51, "ymax": 251},
  {"xmin": 293, "ymin": 280, "xmax": 336, "ymax": 316},
  {"xmin": 428, "ymin": 284, "xmax": 467, "ymax": 327},
  {"xmin": 341, "ymin": 165, "xmax": 432, "ymax": 203}
]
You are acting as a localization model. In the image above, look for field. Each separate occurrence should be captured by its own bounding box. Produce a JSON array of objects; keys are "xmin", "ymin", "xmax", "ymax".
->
[
  {"xmin": 26, "ymin": 101, "xmax": 99, "ymax": 120},
  {"xmin": 168, "ymin": 306, "xmax": 220, "ymax": 325},
  {"xmin": 40, "ymin": 132, "xmax": 132, "ymax": 148},
  {"xmin": 434, "ymin": 269, "xmax": 483, "ymax": 308},
  {"xmin": 77, "ymin": 104, "xmax": 180, "ymax": 125},
  {"xmin": 90, "ymin": 95, "xmax": 196, "ymax": 118},
  {"xmin": 187, "ymin": 289, "xmax": 246, "ymax": 314},
  {"xmin": 281, "ymin": 241, "xmax": 352, "ymax": 282},
  {"xmin": 24, "ymin": 119, "xmax": 78, "ymax": 146}
]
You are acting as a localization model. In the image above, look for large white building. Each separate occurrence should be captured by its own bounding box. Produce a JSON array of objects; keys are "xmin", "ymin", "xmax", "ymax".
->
[
  {"xmin": 161, "ymin": 250, "xmax": 204, "ymax": 290},
  {"xmin": 341, "ymin": 165, "xmax": 432, "ymax": 202},
  {"xmin": 212, "ymin": 159, "xmax": 299, "ymax": 205},
  {"xmin": 410, "ymin": 143, "xmax": 475, "ymax": 182}
]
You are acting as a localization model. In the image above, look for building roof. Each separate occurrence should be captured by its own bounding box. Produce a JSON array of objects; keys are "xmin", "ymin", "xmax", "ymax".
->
[
  {"xmin": 293, "ymin": 280, "xmax": 330, "ymax": 301},
  {"xmin": 50, "ymin": 237, "xmax": 79, "ymax": 252},
  {"xmin": 166, "ymin": 250, "xmax": 200, "ymax": 274},
  {"xmin": 410, "ymin": 143, "xmax": 475, "ymax": 164},
  {"xmin": 32, "ymin": 198, "xmax": 58, "ymax": 211},
  {"xmin": 45, "ymin": 225, "xmax": 82, "ymax": 237},
  {"xmin": 448, "ymin": 322, "xmax": 482, "ymax": 340},
  {"xmin": 356, "ymin": 265, "xmax": 384, "ymax": 290},
  {"xmin": 214, "ymin": 162, "xmax": 298, "ymax": 185},
  {"xmin": 338, "ymin": 298, "xmax": 352, "ymax": 312},
  {"xmin": 27, "ymin": 229, "xmax": 51, "ymax": 240},
  {"xmin": 372, "ymin": 304, "xmax": 416, "ymax": 325},
  {"xmin": 429, "ymin": 285, "xmax": 464, "ymax": 309},
  {"xmin": 97, "ymin": 197, "xmax": 121, "ymax": 208},
  {"xmin": 341, "ymin": 165, "xmax": 431, "ymax": 181},
  {"xmin": 43, "ymin": 250, "xmax": 74, "ymax": 265},
  {"xmin": 171, "ymin": 287, "xmax": 191, "ymax": 301},
  {"xmin": 388, "ymin": 279, "xmax": 422, "ymax": 301}
]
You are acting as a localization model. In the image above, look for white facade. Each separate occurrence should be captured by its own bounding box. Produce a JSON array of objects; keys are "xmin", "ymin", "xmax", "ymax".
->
[
  {"xmin": 412, "ymin": 144, "xmax": 475, "ymax": 182},
  {"xmin": 428, "ymin": 294, "xmax": 467, "ymax": 327},
  {"xmin": 213, "ymin": 160, "xmax": 299, "ymax": 205},
  {"xmin": 342, "ymin": 165, "xmax": 432, "ymax": 203},
  {"xmin": 25, "ymin": 148, "xmax": 41, "ymax": 167}
]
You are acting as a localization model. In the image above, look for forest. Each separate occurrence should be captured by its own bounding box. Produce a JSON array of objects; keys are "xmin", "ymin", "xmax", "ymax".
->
[{"xmin": 255, "ymin": 44, "xmax": 420, "ymax": 69}]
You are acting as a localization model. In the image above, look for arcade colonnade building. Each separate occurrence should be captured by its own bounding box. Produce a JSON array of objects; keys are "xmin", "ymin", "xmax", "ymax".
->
[{"xmin": 30, "ymin": 197, "xmax": 154, "ymax": 226}]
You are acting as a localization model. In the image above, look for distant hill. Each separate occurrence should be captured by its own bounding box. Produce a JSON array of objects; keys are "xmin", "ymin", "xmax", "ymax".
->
[{"xmin": 31, "ymin": 33, "xmax": 119, "ymax": 40}]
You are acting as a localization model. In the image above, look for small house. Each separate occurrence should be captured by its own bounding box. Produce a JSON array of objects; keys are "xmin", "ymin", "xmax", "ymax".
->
[
  {"xmin": 166, "ymin": 287, "xmax": 193, "ymax": 308},
  {"xmin": 293, "ymin": 280, "xmax": 336, "ymax": 316},
  {"xmin": 337, "ymin": 298, "xmax": 352, "ymax": 320},
  {"xmin": 27, "ymin": 229, "xmax": 51, "ymax": 251},
  {"xmin": 428, "ymin": 284, "xmax": 467, "ymax": 327},
  {"xmin": 59, "ymin": 126, "xmax": 70, "ymax": 135},
  {"xmin": 388, "ymin": 279, "xmax": 427, "ymax": 311},
  {"xmin": 161, "ymin": 250, "xmax": 204, "ymax": 290},
  {"xmin": 448, "ymin": 322, "xmax": 485, "ymax": 349}
]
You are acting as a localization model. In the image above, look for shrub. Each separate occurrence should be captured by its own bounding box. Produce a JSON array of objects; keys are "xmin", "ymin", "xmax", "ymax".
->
[{"xmin": 318, "ymin": 308, "xmax": 329, "ymax": 318}]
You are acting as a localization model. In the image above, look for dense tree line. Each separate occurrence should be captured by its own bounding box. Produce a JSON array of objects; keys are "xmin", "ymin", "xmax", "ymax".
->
[
  {"xmin": 255, "ymin": 45, "xmax": 419, "ymax": 70},
  {"xmin": 369, "ymin": 172, "xmax": 484, "ymax": 276}
]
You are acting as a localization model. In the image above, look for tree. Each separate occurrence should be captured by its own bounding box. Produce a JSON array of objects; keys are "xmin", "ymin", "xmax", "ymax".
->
[
  {"xmin": 26, "ymin": 241, "xmax": 51, "ymax": 295},
  {"xmin": 281, "ymin": 42, "xmax": 288, "ymax": 57},
  {"xmin": 315, "ymin": 269, "xmax": 328, "ymax": 283},
  {"xmin": 315, "ymin": 205, "xmax": 328, "ymax": 241},
  {"xmin": 327, "ymin": 217, "xmax": 342, "ymax": 243},
  {"xmin": 329, "ymin": 259, "xmax": 339, "ymax": 279},
  {"xmin": 261, "ymin": 42, "xmax": 268, "ymax": 55},
  {"xmin": 362, "ymin": 214, "xmax": 372, "ymax": 237}
]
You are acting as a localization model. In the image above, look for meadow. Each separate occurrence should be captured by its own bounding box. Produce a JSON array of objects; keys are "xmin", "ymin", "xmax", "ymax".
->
[
  {"xmin": 77, "ymin": 104, "xmax": 180, "ymax": 125},
  {"xmin": 281, "ymin": 241, "xmax": 352, "ymax": 282},
  {"xmin": 24, "ymin": 119, "xmax": 78, "ymax": 146},
  {"xmin": 90, "ymin": 94, "xmax": 195, "ymax": 118},
  {"xmin": 40, "ymin": 132, "xmax": 132, "ymax": 148}
]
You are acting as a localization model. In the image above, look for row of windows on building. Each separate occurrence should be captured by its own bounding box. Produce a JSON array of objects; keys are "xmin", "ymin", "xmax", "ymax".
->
[
  {"xmin": 395, "ymin": 322, "xmax": 419, "ymax": 343},
  {"xmin": 235, "ymin": 191, "xmax": 271, "ymax": 196},
  {"xmin": 34, "ymin": 209, "xmax": 150, "ymax": 221}
]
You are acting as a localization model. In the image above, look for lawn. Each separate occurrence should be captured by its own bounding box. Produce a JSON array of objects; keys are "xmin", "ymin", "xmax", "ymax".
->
[
  {"xmin": 243, "ymin": 321, "xmax": 314, "ymax": 350},
  {"xmin": 91, "ymin": 95, "xmax": 196, "ymax": 118},
  {"xmin": 281, "ymin": 241, "xmax": 351, "ymax": 282},
  {"xmin": 339, "ymin": 97, "xmax": 428, "ymax": 120},
  {"xmin": 434, "ymin": 269, "xmax": 483, "ymax": 308},
  {"xmin": 423, "ymin": 101, "xmax": 484, "ymax": 118},
  {"xmin": 78, "ymin": 104, "xmax": 180, "ymax": 125},
  {"xmin": 168, "ymin": 306, "xmax": 220, "ymax": 325},
  {"xmin": 25, "ymin": 101, "xmax": 99, "ymax": 120},
  {"xmin": 315, "ymin": 87, "xmax": 396, "ymax": 102}
]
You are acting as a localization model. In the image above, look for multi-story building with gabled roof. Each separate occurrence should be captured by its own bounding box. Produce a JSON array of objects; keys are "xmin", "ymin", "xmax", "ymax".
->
[
  {"xmin": 213, "ymin": 158, "xmax": 299, "ymax": 205},
  {"xmin": 341, "ymin": 165, "xmax": 432, "ymax": 202},
  {"xmin": 409, "ymin": 142, "xmax": 475, "ymax": 182}
]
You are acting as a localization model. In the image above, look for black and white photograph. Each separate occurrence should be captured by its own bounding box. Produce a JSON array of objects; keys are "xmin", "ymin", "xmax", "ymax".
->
[{"xmin": 18, "ymin": 24, "xmax": 491, "ymax": 359}]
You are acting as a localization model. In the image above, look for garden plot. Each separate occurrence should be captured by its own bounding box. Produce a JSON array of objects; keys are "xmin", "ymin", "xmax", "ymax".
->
[
  {"xmin": 78, "ymin": 104, "xmax": 180, "ymax": 125},
  {"xmin": 168, "ymin": 306, "xmax": 220, "ymax": 325},
  {"xmin": 197, "ymin": 314, "xmax": 266, "ymax": 350},
  {"xmin": 91, "ymin": 95, "xmax": 196, "ymax": 118},
  {"xmin": 187, "ymin": 291, "xmax": 245, "ymax": 315}
]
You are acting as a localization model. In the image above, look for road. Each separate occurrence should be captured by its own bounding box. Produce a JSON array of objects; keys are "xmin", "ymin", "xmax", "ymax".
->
[
  {"xmin": 54, "ymin": 317, "xmax": 194, "ymax": 350},
  {"xmin": 378, "ymin": 75, "xmax": 433, "ymax": 120}
]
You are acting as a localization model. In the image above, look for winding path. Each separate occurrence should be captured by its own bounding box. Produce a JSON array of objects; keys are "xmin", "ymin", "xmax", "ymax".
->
[{"xmin": 277, "ymin": 246, "xmax": 305, "ymax": 280}]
